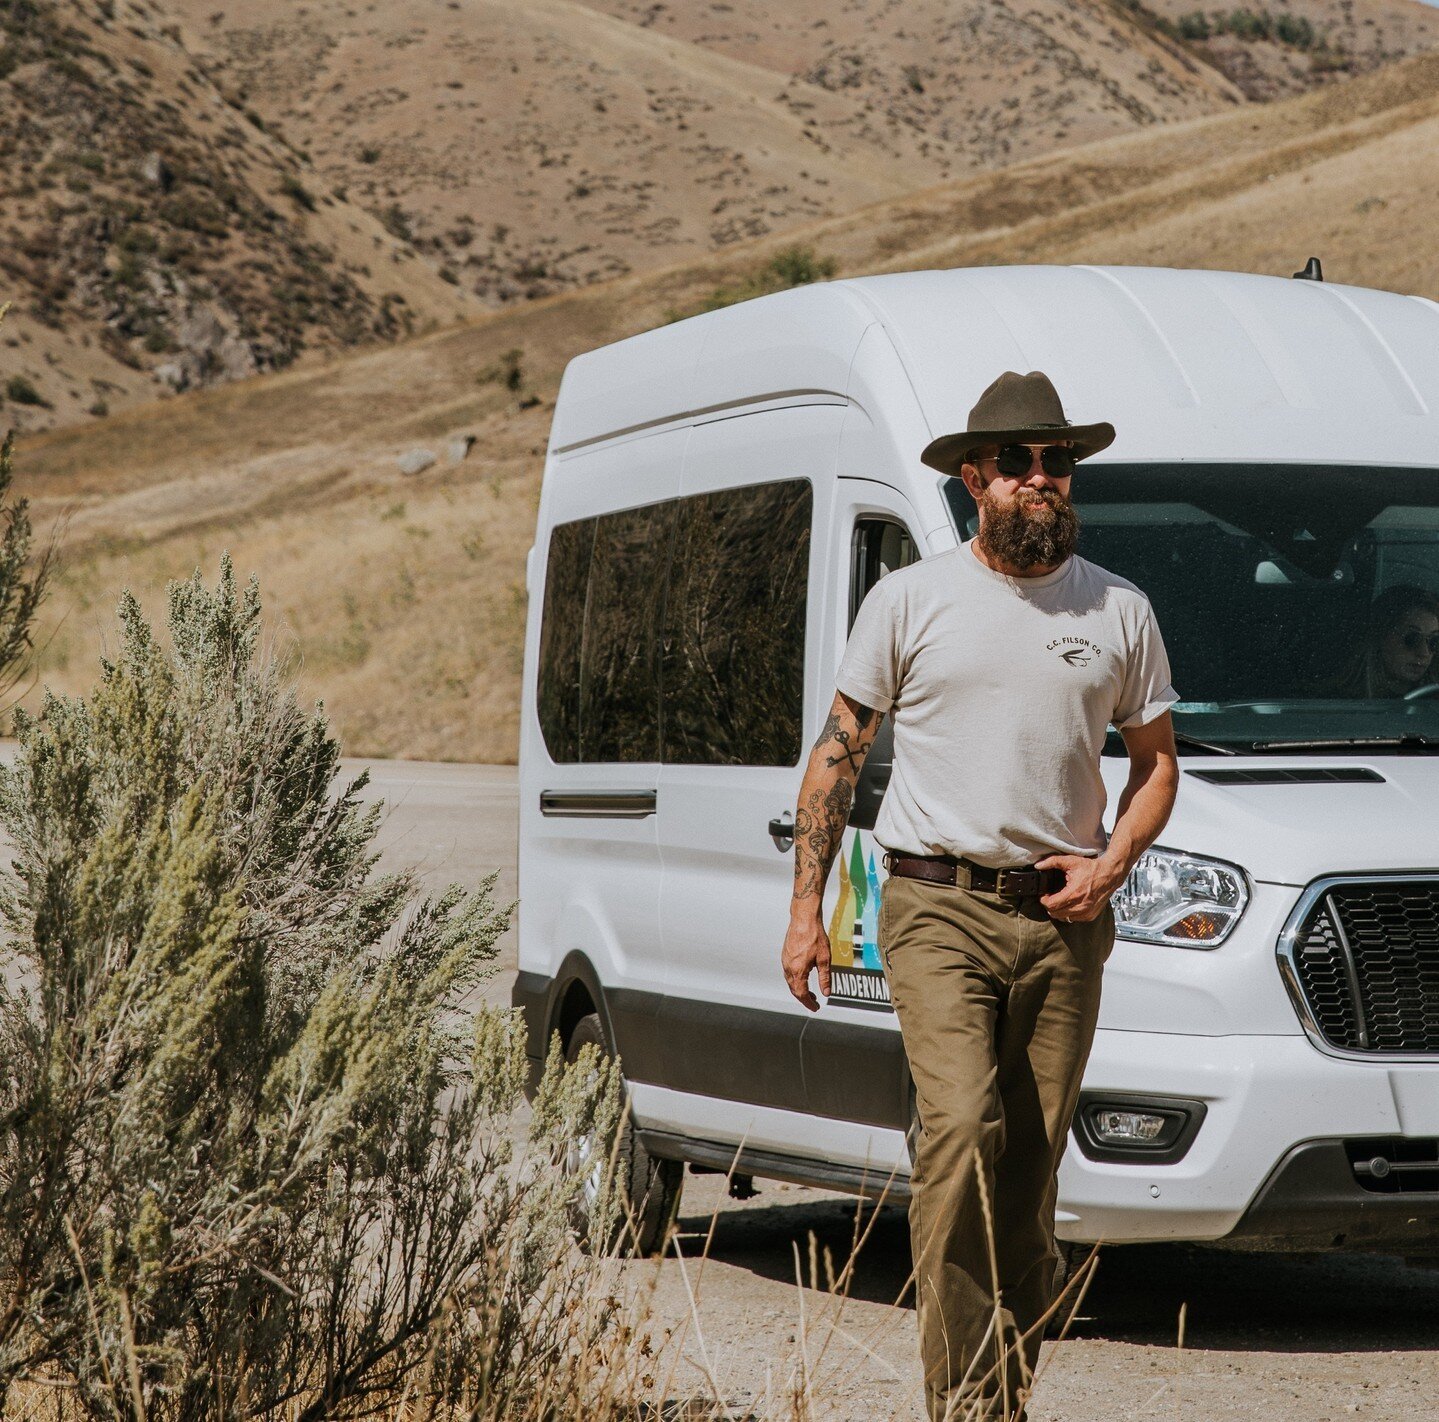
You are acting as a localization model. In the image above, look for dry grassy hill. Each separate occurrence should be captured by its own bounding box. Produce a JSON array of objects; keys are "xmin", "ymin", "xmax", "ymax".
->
[
  {"xmin": 157, "ymin": 0, "xmax": 1439, "ymax": 322},
  {"xmin": 151, "ymin": 0, "xmax": 1243, "ymax": 311},
  {"xmin": 0, "ymin": 0, "xmax": 482, "ymax": 434},
  {"xmin": 9, "ymin": 51, "xmax": 1439, "ymax": 761},
  {"xmin": 9, "ymin": 0, "xmax": 1435, "ymax": 440},
  {"xmin": 1137, "ymin": 0, "xmax": 1439, "ymax": 98}
]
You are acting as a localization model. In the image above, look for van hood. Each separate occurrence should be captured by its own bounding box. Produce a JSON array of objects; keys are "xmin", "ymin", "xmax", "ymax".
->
[{"xmin": 1101, "ymin": 755, "xmax": 1439, "ymax": 886}]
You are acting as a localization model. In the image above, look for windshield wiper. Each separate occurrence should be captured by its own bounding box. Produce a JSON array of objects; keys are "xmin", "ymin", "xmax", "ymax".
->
[
  {"xmin": 1244, "ymin": 735, "xmax": 1439, "ymax": 754},
  {"xmin": 1171, "ymin": 731, "xmax": 1241, "ymax": 756}
]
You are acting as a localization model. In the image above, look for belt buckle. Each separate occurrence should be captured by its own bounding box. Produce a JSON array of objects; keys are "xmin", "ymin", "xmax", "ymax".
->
[{"xmin": 995, "ymin": 867, "xmax": 1038, "ymax": 898}]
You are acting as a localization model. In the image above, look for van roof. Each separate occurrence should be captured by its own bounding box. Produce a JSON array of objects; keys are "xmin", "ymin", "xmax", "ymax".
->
[{"xmin": 550, "ymin": 265, "xmax": 1439, "ymax": 467}]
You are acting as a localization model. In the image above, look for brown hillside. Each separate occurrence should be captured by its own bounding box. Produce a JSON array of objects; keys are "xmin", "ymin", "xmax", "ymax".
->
[
  {"xmin": 10, "ymin": 52, "xmax": 1439, "ymax": 761},
  {"xmin": 157, "ymin": 0, "xmax": 1243, "ymax": 309},
  {"xmin": 1137, "ymin": 0, "xmax": 1439, "ymax": 99},
  {"xmin": 576, "ymin": 0, "xmax": 1244, "ymax": 164},
  {"xmin": 158, "ymin": 0, "xmax": 1439, "ymax": 323},
  {"xmin": 0, "ymin": 0, "xmax": 481, "ymax": 434}
]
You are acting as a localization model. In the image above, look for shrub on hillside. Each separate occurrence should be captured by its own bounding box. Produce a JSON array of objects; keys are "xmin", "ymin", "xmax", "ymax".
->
[
  {"xmin": 4, "ymin": 374, "xmax": 49, "ymax": 408},
  {"xmin": 667, "ymin": 244, "xmax": 838, "ymax": 323},
  {"xmin": 281, "ymin": 173, "xmax": 318, "ymax": 212},
  {"xmin": 1166, "ymin": 6, "xmax": 1329, "ymax": 52},
  {"xmin": 478, "ymin": 346, "xmax": 525, "ymax": 393},
  {"xmin": 0, "ymin": 559, "xmax": 633, "ymax": 1419},
  {"xmin": 1275, "ymin": 14, "xmax": 1316, "ymax": 48}
]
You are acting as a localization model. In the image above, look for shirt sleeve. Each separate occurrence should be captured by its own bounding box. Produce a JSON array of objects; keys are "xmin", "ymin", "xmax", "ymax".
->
[
  {"xmin": 835, "ymin": 574, "xmax": 902, "ymax": 713},
  {"xmin": 1113, "ymin": 596, "xmax": 1180, "ymax": 730}
]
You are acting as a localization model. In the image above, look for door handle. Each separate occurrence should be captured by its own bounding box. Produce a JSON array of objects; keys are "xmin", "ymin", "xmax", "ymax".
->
[
  {"xmin": 540, "ymin": 788, "xmax": 657, "ymax": 818},
  {"xmin": 768, "ymin": 813, "xmax": 794, "ymax": 852}
]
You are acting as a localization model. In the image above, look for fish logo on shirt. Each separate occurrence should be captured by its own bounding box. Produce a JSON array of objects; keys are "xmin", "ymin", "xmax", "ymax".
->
[{"xmin": 1048, "ymin": 636, "xmax": 1103, "ymax": 667}]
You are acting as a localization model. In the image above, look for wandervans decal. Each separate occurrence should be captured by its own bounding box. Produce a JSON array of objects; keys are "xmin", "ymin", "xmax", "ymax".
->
[{"xmin": 825, "ymin": 830, "xmax": 892, "ymax": 1010}]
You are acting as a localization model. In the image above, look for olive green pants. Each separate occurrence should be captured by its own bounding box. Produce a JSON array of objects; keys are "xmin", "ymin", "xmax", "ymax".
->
[{"xmin": 878, "ymin": 872, "xmax": 1115, "ymax": 1422}]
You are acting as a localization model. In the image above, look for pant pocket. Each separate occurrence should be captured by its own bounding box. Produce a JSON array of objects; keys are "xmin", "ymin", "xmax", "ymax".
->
[{"xmin": 1098, "ymin": 899, "xmax": 1118, "ymax": 962}]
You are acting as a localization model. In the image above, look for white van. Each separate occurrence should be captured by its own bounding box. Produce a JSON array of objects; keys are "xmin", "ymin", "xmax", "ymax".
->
[{"xmin": 514, "ymin": 264, "xmax": 1439, "ymax": 1263}]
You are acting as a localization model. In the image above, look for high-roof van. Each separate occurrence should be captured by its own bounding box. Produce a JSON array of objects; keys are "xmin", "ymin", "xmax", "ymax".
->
[{"xmin": 514, "ymin": 264, "xmax": 1439, "ymax": 1263}]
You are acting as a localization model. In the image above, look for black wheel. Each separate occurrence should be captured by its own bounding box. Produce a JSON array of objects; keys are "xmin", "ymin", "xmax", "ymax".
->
[{"xmin": 563, "ymin": 1012, "xmax": 683, "ymax": 1258}]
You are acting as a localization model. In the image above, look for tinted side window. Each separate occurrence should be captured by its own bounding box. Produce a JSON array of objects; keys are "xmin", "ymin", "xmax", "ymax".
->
[
  {"xmin": 662, "ymin": 479, "xmax": 812, "ymax": 767},
  {"xmin": 536, "ymin": 517, "xmax": 595, "ymax": 761},
  {"xmin": 578, "ymin": 502, "xmax": 674, "ymax": 762}
]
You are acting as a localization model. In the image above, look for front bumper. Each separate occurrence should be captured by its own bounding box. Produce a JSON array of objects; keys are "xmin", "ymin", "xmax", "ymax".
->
[
  {"xmin": 1222, "ymin": 1138, "xmax": 1439, "ymax": 1253},
  {"xmin": 1057, "ymin": 1025, "xmax": 1439, "ymax": 1250}
]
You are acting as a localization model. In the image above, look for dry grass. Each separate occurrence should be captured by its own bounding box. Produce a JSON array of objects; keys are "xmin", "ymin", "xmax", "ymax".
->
[
  {"xmin": 10, "ymin": 52, "xmax": 1439, "ymax": 761},
  {"xmin": 0, "ymin": 1102, "xmax": 1104, "ymax": 1422}
]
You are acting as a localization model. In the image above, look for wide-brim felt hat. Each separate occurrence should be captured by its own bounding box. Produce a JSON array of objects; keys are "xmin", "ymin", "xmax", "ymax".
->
[{"xmin": 919, "ymin": 369, "xmax": 1116, "ymax": 476}]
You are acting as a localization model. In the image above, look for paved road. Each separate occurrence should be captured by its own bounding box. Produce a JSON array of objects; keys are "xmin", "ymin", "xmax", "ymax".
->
[
  {"xmin": 345, "ymin": 757, "xmax": 519, "ymax": 1009},
  {"xmin": 351, "ymin": 761, "xmax": 1438, "ymax": 1422}
]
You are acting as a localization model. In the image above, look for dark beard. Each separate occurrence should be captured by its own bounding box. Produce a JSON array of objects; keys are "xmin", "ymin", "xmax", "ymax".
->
[{"xmin": 976, "ymin": 484, "xmax": 1080, "ymax": 570}]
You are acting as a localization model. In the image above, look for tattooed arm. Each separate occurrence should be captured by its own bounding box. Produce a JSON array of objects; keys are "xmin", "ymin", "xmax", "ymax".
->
[{"xmin": 781, "ymin": 689, "xmax": 884, "ymax": 1012}]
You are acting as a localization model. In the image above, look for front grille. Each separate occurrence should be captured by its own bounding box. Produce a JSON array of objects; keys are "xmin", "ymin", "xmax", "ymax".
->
[{"xmin": 1285, "ymin": 878, "xmax": 1439, "ymax": 1054}]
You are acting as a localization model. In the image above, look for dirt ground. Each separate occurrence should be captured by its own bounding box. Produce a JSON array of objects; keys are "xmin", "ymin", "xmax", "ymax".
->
[
  {"xmin": 643, "ymin": 1171, "xmax": 1439, "ymax": 1420},
  {"xmin": 356, "ymin": 758, "xmax": 1439, "ymax": 1421}
]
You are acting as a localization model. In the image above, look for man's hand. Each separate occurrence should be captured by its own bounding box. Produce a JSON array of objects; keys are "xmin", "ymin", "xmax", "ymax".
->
[
  {"xmin": 782, "ymin": 914, "xmax": 831, "ymax": 1012},
  {"xmin": 1037, "ymin": 711, "xmax": 1179, "ymax": 924},
  {"xmin": 1034, "ymin": 853, "xmax": 1125, "ymax": 922}
]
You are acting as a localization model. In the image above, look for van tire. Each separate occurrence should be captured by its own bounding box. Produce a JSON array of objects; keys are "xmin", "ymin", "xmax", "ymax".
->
[
  {"xmin": 564, "ymin": 1012, "xmax": 683, "ymax": 1259},
  {"xmin": 1045, "ymin": 1241, "xmax": 1093, "ymax": 1338}
]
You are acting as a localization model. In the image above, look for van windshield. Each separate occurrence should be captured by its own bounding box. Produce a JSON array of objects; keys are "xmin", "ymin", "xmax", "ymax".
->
[{"xmin": 943, "ymin": 463, "xmax": 1439, "ymax": 754}]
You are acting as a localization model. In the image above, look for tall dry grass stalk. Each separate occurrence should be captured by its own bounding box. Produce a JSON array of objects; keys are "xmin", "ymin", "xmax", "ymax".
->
[{"xmin": 0, "ymin": 301, "xmax": 52, "ymax": 704}]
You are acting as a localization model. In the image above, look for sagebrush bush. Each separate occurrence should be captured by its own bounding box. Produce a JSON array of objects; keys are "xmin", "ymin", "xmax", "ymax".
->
[{"xmin": 0, "ymin": 559, "xmax": 631, "ymax": 1420}]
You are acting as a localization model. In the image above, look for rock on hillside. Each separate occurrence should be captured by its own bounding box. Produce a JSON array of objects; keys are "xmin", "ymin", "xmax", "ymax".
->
[{"xmin": 0, "ymin": 0, "xmax": 479, "ymax": 432}]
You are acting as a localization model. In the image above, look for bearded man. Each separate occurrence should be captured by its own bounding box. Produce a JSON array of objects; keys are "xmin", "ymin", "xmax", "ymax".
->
[{"xmin": 780, "ymin": 371, "xmax": 1180, "ymax": 1422}]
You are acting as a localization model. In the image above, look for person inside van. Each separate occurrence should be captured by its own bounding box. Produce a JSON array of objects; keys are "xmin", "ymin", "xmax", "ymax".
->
[{"xmin": 1324, "ymin": 584, "xmax": 1439, "ymax": 698}]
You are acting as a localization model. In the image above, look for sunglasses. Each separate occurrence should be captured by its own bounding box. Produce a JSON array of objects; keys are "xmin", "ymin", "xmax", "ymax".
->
[
  {"xmin": 983, "ymin": 443, "xmax": 1077, "ymax": 480},
  {"xmin": 1399, "ymin": 629, "xmax": 1439, "ymax": 656}
]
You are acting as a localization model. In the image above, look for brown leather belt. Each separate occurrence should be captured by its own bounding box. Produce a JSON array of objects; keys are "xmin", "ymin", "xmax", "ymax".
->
[{"xmin": 882, "ymin": 851, "xmax": 1065, "ymax": 900}]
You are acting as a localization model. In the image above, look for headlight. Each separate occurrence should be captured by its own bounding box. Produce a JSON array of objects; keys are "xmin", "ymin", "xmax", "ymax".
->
[{"xmin": 1111, "ymin": 847, "xmax": 1249, "ymax": 948}]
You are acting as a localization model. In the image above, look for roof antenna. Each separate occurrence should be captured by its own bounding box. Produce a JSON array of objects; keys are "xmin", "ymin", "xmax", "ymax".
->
[{"xmin": 1292, "ymin": 256, "xmax": 1324, "ymax": 282}]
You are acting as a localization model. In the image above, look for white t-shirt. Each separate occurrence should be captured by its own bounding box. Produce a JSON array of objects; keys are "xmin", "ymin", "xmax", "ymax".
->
[{"xmin": 834, "ymin": 540, "xmax": 1178, "ymax": 867}]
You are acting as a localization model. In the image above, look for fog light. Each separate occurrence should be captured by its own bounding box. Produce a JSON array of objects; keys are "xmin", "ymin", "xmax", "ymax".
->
[
  {"xmin": 1093, "ymin": 1109, "xmax": 1168, "ymax": 1144},
  {"xmin": 1073, "ymin": 1093, "xmax": 1207, "ymax": 1164}
]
